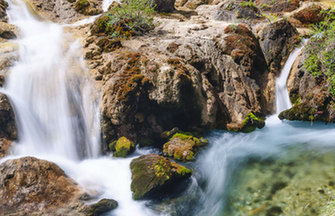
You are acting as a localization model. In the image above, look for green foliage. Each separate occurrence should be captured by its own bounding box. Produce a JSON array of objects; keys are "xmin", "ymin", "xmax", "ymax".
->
[
  {"xmin": 240, "ymin": 0, "xmax": 257, "ymax": 9},
  {"xmin": 106, "ymin": 0, "xmax": 155, "ymax": 38},
  {"xmin": 304, "ymin": 9, "xmax": 335, "ymax": 96}
]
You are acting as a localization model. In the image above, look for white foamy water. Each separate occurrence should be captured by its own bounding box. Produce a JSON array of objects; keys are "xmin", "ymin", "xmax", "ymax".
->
[{"xmin": 1, "ymin": 0, "xmax": 155, "ymax": 215}]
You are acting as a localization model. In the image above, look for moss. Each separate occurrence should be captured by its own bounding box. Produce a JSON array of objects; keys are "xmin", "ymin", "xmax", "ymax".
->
[
  {"xmin": 112, "ymin": 52, "xmax": 151, "ymax": 103},
  {"xmin": 154, "ymin": 159, "xmax": 171, "ymax": 180},
  {"xmin": 229, "ymin": 112, "xmax": 265, "ymax": 133},
  {"xmin": 74, "ymin": 0, "xmax": 90, "ymax": 12},
  {"xmin": 83, "ymin": 199, "xmax": 118, "ymax": 216},
  {"xmin": 278, "ymin": 102, "xmax": 317, "ymax": 122},
  {"xmin": 113, "ymin": 137, "xmax": 135, "ymax": 157},
  {"xmin": 171, "ymin": 133, "xmax": 208, "ymax": 146}
]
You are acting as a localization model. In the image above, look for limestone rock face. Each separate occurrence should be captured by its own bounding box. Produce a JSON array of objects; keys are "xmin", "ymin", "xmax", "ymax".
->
[
  {"xmin": 99, "ymin": 12, "xmax": 274, "ymax": 146},
  {"xmin": 25, "ymin": 0, "xmax": 102, "ymax": 23},
  {"xmin": 130, "ymin": 154, "xmax": 192, "ymax": 200},
  {"xmin": 0, "ymin": 157, "xmax": 81, "ymax": 215},
  {"xmin": 259, "ymin": 20, "xmax": 299, "ymax": 75}
]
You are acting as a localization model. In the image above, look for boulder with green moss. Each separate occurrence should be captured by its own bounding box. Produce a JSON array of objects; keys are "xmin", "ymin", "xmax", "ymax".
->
[
  {"xmin": 130, "ymin": 154, "xmax": 192, "ymax": 200},
  {"xmin": 163, "ymin": 132, "xmax": 208, "ymax": 161},
  {"xmin": 82, "ymin": 199, "xmax": 118, "ymax": 216},
  {"xmin": 227, "ymin": 113, "xmax": 265, "ymax": 133},
  {"xmin": 74, "ymin": 0, "xmax": 102, "ymax": 16},
  {"xmin": 110, "ymin": 137, "xmax": 135, "ymax": 157}
]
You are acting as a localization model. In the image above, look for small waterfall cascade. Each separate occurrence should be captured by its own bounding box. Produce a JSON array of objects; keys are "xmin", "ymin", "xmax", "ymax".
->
[
  {"xmin": 5, "ymin": 0, "xmax": 101, "ymax": 160},
  {"xmin": 275, "ymin": 39, "xmax": 308, "ymax": 114},
  {"xmin": 2, "ymin": 0, "xmax": 154, "ymax": 215}
]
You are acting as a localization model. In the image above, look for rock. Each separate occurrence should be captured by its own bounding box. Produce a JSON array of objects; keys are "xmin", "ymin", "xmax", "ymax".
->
[
  {"xmin": 0, "ymin": 138, "xmax": 12, "ymax": 158},
  {"xmin": 74, "ymin": 0, "xmax": 103, "ymax": 16},
  {"xmin": 0, "ymin": 94, "xmax": 17, "ymax": 140},
  {"xmin": 100, "ymin": 14, "xmax": 274, "ymax": 146},
  {"xmin": 255, "ymin": 0, "xmax": 300, "ymax": 13},
  {"xmin": 227, "ymin": 112, "xmax": 265, "ymax": 133},
  {"xmin": 163, "ymin": 132, "xmax": 208, "ymax": 161},
  {"xmin": 0, "ymin": 22, "xmax": 18, "ymax": 39},
  {"xmin": 25, "ymin": 0, "xmax": 102, "ymax": 23},
  {"xmin": 176, "ymin": 0, "xmax": 208, "ymax": 9},
  {"xmin": 110, "ymin": 136, "xmax": 135, "ymax": 157},
  {"xmin": 293, "ymin": 4, "xmax": 325, "ymax": 25},
  {"xmin": 83, "ymin": 199, "xmax": 118, "ymax": 216},
  {"xmin": 130, "ymin": 154, "xmax": 192, "ymax": 200},
  {"xmin": 283, "ymin": 44, "xmax": 335, "ymax": 122},
  {"xmin": 0, "ymin": 0, "xmax": 8, "ymax": 22},
  {"xmin": 259, "ymin": 19, "xmax": 299, "ymax": 75},
  {"xmin": 154, "ymin": 0, "xmax": 175, "ymax": 12},
  {"xmin": 0, "ymin": 157, "xmax": 81, "ymax": 215},
  {"xmin": 213, "ymin": 0, "xmax": 263, "ymax": 21}
]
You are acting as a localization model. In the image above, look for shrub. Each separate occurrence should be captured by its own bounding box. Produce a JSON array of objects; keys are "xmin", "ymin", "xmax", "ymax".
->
[
  {"xmin": 105, "ymin": 0, "xmax": 155, "ymax": 38},
  {"xmin": 304, "ymin": 9, "xmax": 335, "ymax": 95}
]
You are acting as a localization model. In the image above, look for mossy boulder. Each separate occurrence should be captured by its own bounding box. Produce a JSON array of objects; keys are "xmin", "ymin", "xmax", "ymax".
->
[
  {"xmin": 228, "ymin": 113, "xmax": 265, "ymax": 133},
  {"xmin": 82, "ymin": 199, "xmax": 118, "ymax": 216},
  {"xmin": 74, "ymin": 0, "xmax": 102, "ymax": 16},
  {"xmin": 293, "ymin": 4, "xmax": 325, "ymax": 25},
  {"xmin": 163, "ymin": 132, "xmax": 208, "ymax": 161},
  {"xmin": 130, "ymin": 154, "xmax": 192, "ymax": 200},
  {"xmin": 110, "ymin": 137, "xmax": 135, "ymax": 157}
]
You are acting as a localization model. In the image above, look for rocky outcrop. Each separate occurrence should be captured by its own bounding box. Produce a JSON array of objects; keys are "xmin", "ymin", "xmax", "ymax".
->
[
  {"xmin": 255, "ymin": 0, "xmax": 301, "ymax": 13},
  {"xmin": 259, "ymin": 19, "xmax": 300, "ymax": 75},
  {"xmin": 163, "ymin": 132, "xmax": 208, "ymax": 161},
  {"xmin": 292, "ymin": 3, "xmax": 325, "ymax": 25},
  {"xmin": 227, "ymin": 112, "xmax": 265, "ymax": 133},
  {"xmin": 0, "ymin": 0, "xmax": 8, "ymax": 22},
  {"xmin": 130, "ymin": 154, "xmax": 192, "ymax": 200},
  {"xmin": 0, "ymin": 22, "xmax": 18, "ymax": 40},
  {"xmin": 98, "ymin": 16, "xmax": 274, "ymax": 146},
  {"xmin": 0, "ymin": 94, "xmax": 17, "ymax": 140},
  {"xmin": 155, "ymin": 0, "xmax": 176, "ymax": 12},
  {"xmin": 0, "ymin": 157, "xmax": 81, "ymax": 215},
  {"xmin": 281, "ymin": 46, "xmax": 335, "ymax": 122},
  {"xmin": 25, "ymin": 0, "xmax": 102, "ymax": 23}
]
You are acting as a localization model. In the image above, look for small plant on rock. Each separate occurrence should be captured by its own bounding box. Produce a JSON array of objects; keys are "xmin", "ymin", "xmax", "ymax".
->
[{"xmin": 106, "ymin": 0, "xmax": 155, "ymax": 38}]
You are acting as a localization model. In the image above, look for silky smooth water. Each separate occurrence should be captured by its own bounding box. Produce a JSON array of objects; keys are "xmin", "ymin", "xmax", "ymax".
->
[
  {"xmin": 1, "ymin": 0, "xmax": 334, "ymax": 215},
  {"xmin": 2, "ymin": 0, "xmax": 155, "ymax": 215}
]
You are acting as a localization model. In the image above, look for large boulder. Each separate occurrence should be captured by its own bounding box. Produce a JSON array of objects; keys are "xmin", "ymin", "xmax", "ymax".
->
[
  {"xmin": 100, "ymin": 19, "xmax": 273, "ymax": 147},
  {"xmin": 130, "ymin": 154, "xmax": 192, "ymax": 200},
  {"xmin": 0, "ymin": 157, "xmax": 81, "ymax": 215},
  {"xmin": 259, "ymin": 19, "xmax": 299, "ymax": 75}
]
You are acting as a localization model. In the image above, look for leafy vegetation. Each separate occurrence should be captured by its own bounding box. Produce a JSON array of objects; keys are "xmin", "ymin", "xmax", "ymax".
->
[
  {"xmin": 304, "ymin": 9, "xmax": 335, "ymax": 95},
  {"xmin": 92, "ymin": 0, "xmax": 155, "ymax": 38},
  {"xmin": 106, "ymin": 0, "xmax": 155, "ymax": 38}
]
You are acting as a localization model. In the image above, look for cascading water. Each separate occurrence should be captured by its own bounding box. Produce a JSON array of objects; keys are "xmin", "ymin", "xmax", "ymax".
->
[
  {"xmin": 161, "ymin": 40, "xmax": 335, "ymax": 216},
  {"xmin": 1, "ymin": 0, "xmax": 155, "ymax": 215}
]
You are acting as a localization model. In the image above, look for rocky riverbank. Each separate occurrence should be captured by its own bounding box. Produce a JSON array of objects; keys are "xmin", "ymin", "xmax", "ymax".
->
[{"xmin": 0, "ymin": 0, "xmax": 334, "ymax": 215}]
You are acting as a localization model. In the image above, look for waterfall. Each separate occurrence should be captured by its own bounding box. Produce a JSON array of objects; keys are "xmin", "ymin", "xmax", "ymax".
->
[
  {"xmin": 1, "ymin": 1, "xmax": 155, "ymax": 215},
  {"xmin": 4, "ymin": 0, "xmax": 100, "ymax": 160}
]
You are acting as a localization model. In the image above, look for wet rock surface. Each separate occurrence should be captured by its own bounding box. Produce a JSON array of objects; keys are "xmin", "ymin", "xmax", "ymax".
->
[
  {"xmin": 0, "ymin": 157, "xmax": 81, "ymax": 215},
  {"xmin": 130, "ymin": 154, "xmax": 192, "ymax": 200}
]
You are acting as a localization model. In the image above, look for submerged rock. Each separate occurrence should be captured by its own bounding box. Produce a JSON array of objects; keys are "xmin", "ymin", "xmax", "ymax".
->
[
  {"xmin": 0, "ymin": 157, "xmax": 81, "ymax": 215},
  {"xmin": 163, "ymin": 132, "xmax": 208, "ymax": 161},
  {"xmin": 130, "ymin": 154, "xmax": 192, "ymax": 200}
]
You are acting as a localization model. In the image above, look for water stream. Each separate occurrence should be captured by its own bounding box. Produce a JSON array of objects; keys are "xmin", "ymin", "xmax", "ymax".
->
[{"xmin": 2, "ymin": 0, "xmax": 334, "ymax": 215}]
